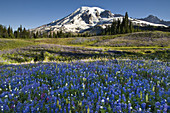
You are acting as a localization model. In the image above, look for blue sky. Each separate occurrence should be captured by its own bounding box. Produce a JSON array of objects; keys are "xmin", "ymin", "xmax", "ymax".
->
[{"xmin": 0, "ymin": 0, "xmax": 170, "ymax": 30}]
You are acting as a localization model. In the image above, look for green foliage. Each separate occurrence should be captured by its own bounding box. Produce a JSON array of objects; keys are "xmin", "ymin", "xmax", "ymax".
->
[
  {"xmin": 49, "ymin": 31, "xmax": 52, "ymax": 38},
  {"xmin": 0, "ymin": 24, "xmax": 31, "ymax": 38},
  {"xmin": 103, "ymin": 12, "xmax": 136, "ymax": 35},
  {"xmin": 0, "ymin": 23, "xmax": 94, "ymax": 39},
  {"xmin": 33, "ymin": 51, "xmax": 45, "ymax": 62},
  {"xmin": 0, "ymin": 39, "xmax": 37, "ymax": 50},
  {"xmin": 102, "ymin": 12, "xmax": 170, "ymax": 36},
  {"xmin": 40, "ymin": 51, "xmax": 45, "ymax": 61},
  {"xmin": 102, "ymin": 12, "xmax": 153, "ymax": 35}
]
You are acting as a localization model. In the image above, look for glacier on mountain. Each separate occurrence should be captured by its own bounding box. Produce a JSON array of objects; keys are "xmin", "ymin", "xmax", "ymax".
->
[{"xmin": 31, "ymin": 6, "xmax": 167, "ymax": 34}]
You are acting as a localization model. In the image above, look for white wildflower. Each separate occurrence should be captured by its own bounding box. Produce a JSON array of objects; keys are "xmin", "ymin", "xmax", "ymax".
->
[
  {"xmin": 101, "ymin": 99, "xmax": 105, "ymax": 103},
  {"xmin": 82, "ymin": 93, "xmax": 84, "ymax": 96},
  {"xmin": 100, "ymin": 106, "xmax": 103, "ymax": 109},
  {"xmin": 5, "ymin": 95, "xmax": 8, "ymax": 98}
]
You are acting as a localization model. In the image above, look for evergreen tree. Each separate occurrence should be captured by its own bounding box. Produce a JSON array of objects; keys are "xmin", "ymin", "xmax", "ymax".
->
[
  {"xmin": 77, "ymin": 33, "xmax": 80, "ymax": 37},
  {"xmin": 53, "ymin": 32, "xmax": 56, "ymax": 38},
  {"xmin": 10, "ymin": 26, "xmax": 15, "ymax": 38},
  {"xmin": 33, "ymin": 33, "xmax": 36, "ymax": 38},
  {"xmin": 43, "ymin": 32, "xmax": 47, "ymax": 38},
  {"xmin": 113, "ymin": 20, "xmax": 117, "ymax": 34},
  {"xmin": 122, "ymin": 27, "xmax": 125, "ymax": 34},
  {"xmin": 107, "ymin": 26, "xmax": 111, "ymax": 35},
  {"xmin": 116, "ymin": 19, "xmax": 121, "ymax": 34},
  {"xmin": 17, "ymin": 27, "xmax": 21, "ymax": 38},
  {"xmin": 19, "ymin": 25, "xmax": 23, "ymax": 38},
  {"xmin": 19, "ymin": 25, "xmax": 22, "ymax": 32},
  {"xmin": 35, "ymin": 31, "xmax": 39, "ymax": 38},
  {"xmin": 124, "ymin": 12, "xmax": 129, "ymax": 33},
  {"xmin": 49, "ymin": 31, "xmax": 52, "ymax": 38},
  {"xmin": 22, "ymin": 27, "xmax": 27, "ymax": 38},
  {"xmin": 102, "ymin": 12, "xmax": 138, "ymax": 35},
  {"xmin": 111, "ymin": 20, "xmax": 116, "ymax": 35},
  {"xmin": 0, "ymin": 25, "xmax": 3, "ymax": 37},
  {"xmin": 129, "ymin": 21, "xmax": 134, "ymax": 33},
  {"xmin": 2, "ymin": 26, "xmax": 8, "ymax": 38},
  {"xmin": 60, "ymin": 30, "xmax": 64, "ymax": 38},
  {"xmin": 17, "ymin": 29, "xmax": 20, "ymax": 38},
  {"xmin": 14, "ymin": 31, "xmax": 18, "ymax": 38},
  {"xmin": 57, "ymin": 30, "xmax": 64, "ymax": 38},
  {"xmin": 7, "ymin": 26, "xmax": 11, "ymax": 37},
  {"xmin": 121, "ymin": 18, "xmax": 125, "ymax": 34}
]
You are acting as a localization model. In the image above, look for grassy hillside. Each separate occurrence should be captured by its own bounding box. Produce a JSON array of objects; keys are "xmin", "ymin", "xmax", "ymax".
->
[
  {"xmin": 1, "ymin": 31, "xmax": 169, "ymax": 50},
  {"xmin": 69, "ymin": 31, "xmax": 170, "ymax": 47},
  {"xmin": 0, "ymin": 39, "xmax": 37, "ymax": 50},
  {"xmin": 34, "ymin": 38, "xmax": 74, "ymax": 45},
  {"xmin": 0, "ymin": 31, "xmax": 169, "ymax": 64}
]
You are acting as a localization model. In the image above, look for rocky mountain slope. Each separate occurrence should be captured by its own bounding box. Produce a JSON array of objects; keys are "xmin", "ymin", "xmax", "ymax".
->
[
  {"xmin": 139, "ymin": 15, "xmax": 170, "ymax": 26},
  {"xmin": 31, "ymin": 6, "xmax": 168, "ymax": 34}
]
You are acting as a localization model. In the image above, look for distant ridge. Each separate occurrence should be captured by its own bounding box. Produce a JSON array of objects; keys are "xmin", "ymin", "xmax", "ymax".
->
[{"xmin": 139, "ymin": 15, "xmax": 170, "ymax": 26}]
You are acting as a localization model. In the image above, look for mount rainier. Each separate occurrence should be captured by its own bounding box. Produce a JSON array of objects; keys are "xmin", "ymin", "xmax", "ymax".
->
[{"xmin": 31, "ymin": 6, "xmax": 168, "ymax": 34}]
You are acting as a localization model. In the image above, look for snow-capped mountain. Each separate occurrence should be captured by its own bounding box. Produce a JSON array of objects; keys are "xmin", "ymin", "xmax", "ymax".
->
[
  {"xmin": 139, "ymin": 15, "xmax": 170, "ymax": 26},
  {"xmin": 31, "ymin": 6, "xmax": 168, "ymax": 34}
]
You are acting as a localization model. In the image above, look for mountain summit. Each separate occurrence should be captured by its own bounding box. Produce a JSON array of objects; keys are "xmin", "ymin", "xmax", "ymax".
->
[
  {"xmin": 144, "ymin": 15, "xmax": 162, "ymax": 23},
  {"xmin": 31, "ymin": 6, "xmax": 168, "ymax": 34},
  {"xmin": 140, "ymin": 15, "xmax": 170, "ymax": 26}
]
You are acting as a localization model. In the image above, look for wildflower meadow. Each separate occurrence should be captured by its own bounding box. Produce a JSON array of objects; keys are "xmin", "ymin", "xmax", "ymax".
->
[{"xmin": 0, "ymin": 60, "xmax": 169, "ymax": 112}]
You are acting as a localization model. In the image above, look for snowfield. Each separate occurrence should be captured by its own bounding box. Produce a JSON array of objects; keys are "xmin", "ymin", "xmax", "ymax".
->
[{"xmin": 31, "ymin": 6, "xmax": 167, "ymax": 33}]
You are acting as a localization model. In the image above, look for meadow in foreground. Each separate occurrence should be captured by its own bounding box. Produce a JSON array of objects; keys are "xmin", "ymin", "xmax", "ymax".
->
[{"xmin": 0, "ymin": 60, "xmax": 169, "ymax": 113}]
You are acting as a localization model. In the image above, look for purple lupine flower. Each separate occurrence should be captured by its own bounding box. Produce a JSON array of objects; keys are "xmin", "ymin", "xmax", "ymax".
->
[
  {"xmin": 116, "ymin": 105, "xmax": 121, "ymax": 111},
  {"xmin": 0, "ymin": 99, "xmax": 3, "ymax": 104},
  {"xmin": 55, "ymin": 108, "xmax": 59, "ymax": 112},
  {"xmin": 163, "ymin": 103, "xmax": 168, "ymax": 112},
  {"xmin": 141, "ymin": 103, "xmax": 146, "ymax": 109},
  {"xmin": 122, "ymin": 94, "xmax": 126, "ymax": 102},
  {"xmin": 155, "ymin": 102, "xmax": 160, "ymax": 108},
  {"xmin": 167, "ymin": 97, "xmax": 170, "ymax": 103},
  {"xmin": 157, "ymin": 110, "xmax": 161, "ymax": 113},
  {"xmin": 124, "ymin": 103, "xmax": 127, "ymax": 109}
]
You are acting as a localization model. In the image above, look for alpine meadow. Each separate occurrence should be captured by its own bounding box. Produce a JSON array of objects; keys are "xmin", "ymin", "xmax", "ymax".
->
[{"xmin": 0, "ymin": 1, "xmax": 170, "ymax": 113}]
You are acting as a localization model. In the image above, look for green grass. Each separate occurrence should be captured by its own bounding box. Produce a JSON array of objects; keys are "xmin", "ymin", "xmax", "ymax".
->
[
  {"xmin": 64, "ymin": 45, "xmax": 170, "ymax": 54},
  {"xmin": 128, "ymin": 31, "xmax": 170, "ymax": 38},
  {"xmin": 93, "ymin": 31, "xmax": 170, "ymax": 47},
  {"xmin": 63, "ymin": 31, "xmax": 170, "ymax": 47},
  {"xmin": 1, "ymin": 31, "xmax": 169, "ymax": 51},
  {"xmin": 34, "ymin": 38, "xmax": 74, "ymax": 45},
  {"xmin": 0, "ymin": 38, "xmax": 37, "ymax": 50},
  {"xmin": 1, "ymin": 31, "xmax": 167, "ymax": 48},
  {"xmin": 0, "ymin": 31, "xmax": 170, "ymax": 64},
  {"xmin": 0, "ymin": 62, "xmax": 8, "ymax": 66}
]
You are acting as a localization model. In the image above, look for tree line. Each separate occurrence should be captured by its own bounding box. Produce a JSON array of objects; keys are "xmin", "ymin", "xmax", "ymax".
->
[
  {"xmin": 0, "ymin": 24, "xmax": 91, "ymax": 38},
  {"xmin": 0, "ymin": 12, "xmax": 138, "ymax": 39},
  {"xmin": 36, "ymin": 30, "xmax": 91, "ymax": 38},
  {"xmin": 0, "ymin": 25, "xmax": 32, "ymax": 38},
  {"xmin": 1, "ymin": 12, "xmax": 169, "ymax": 38},
  {"xmin": 101, "ymin": 12, "xmax": 141, "ymax": 35}
]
